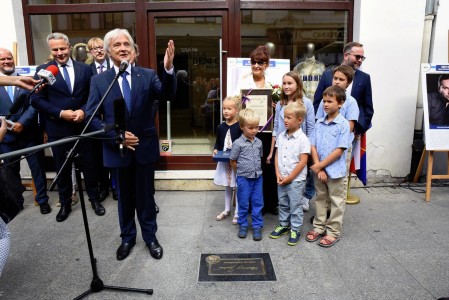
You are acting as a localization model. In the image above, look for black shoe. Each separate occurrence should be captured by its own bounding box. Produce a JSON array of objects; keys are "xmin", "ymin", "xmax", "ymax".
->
[
  {"xmin": 56, "ymin": 204, "xmax": 71, "ymax": 222},
  {"xmin": 91, "ymin": 200, "xmax": 105, "ymax": 216},
  {"xmin": 112, "ymin": 189, "xmax": 118, "ymax": 200},
  {"xmin": 116, "ymin": 242, "xmax": 135, "ymax": 261},
  {"xmin": 39, "ymin": 202, "xmax": 51, "ymax": 214},
  {"xmin": 155, "ymin": 204, "xmax": 159, "ymax": 214},
  {"xmin": 148, "ymin": 240, "xmax": 163, "ymax": 259},
  {"xmin": 98, "ymin": 189, "xmax": 109, "ymax": 202}
]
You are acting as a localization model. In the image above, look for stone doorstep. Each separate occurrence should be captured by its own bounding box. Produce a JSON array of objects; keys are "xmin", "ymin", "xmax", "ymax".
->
[
  {"xmin": 21, "ymin": 171, "xmax": 371, "ymax": 191},
  {"xmin": 22, "ymin": 170, "xmax": 223, "ymax": 191}
]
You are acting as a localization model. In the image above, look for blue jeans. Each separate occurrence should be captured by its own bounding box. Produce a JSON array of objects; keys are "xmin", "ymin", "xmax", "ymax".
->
[
  {"xmin": 236, "ymin": 176, "xmax": 264, "ymax": 229},
  {"xmin": 278, "ymin": 180, "xmax": 305, "ymax": 231}
]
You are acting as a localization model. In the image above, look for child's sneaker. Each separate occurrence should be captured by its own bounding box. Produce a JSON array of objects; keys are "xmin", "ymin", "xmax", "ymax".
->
[
  {"xmin": 269, "ymin": 225, "xmax": 290, "ymax": 239},
  {"xmin": 288, "ymin": 230, "xmax": 300, "ymax": 246},
  {"xmin": 238, "ymin": 226, "xmax": 248, "ymax": 238},
  {"xmin": 302, "ymin": 197, "xmax": 310, "ymax": 212},
  {"xmin": 253, "ymin": 227, "xmax": 262, "ymax": 241}
]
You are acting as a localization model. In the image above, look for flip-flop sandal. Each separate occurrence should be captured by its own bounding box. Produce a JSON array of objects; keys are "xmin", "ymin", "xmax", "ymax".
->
[
  {"xmin": 318, "ymin": 235, "xmax": 339, "ymax": 248},
  {"xmin": 305, "ymin": 230, "xmax": 323, "ymax": 242}
]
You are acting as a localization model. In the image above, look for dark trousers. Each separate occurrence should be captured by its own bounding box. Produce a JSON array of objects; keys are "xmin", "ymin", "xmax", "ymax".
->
[
  {"xmin": 0, "ymin": 138, "xmax": 48, "ymax": 205},
  {"xmin": 113, "ymin": 159, "xmax": 157, "ymax": 245},
  {"xmin": 48, "ymin": 137, "xmax": 99, "ymax": 206},
  {"xmin": 256, "ymin": 132, "xmax": 278, "ymax": 213}
]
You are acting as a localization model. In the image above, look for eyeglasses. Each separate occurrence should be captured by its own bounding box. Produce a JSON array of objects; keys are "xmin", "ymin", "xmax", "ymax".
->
[
  {"xmin": 346, "ymin": 53, "xmax": 366, "ymax": 61},
  {"xmin": 90, "ymin": 46, "xmax": 104, "ymax": 52},
  {"xmin": 251, "ymin": 60, "xmax": 267, "ymax": 66}
]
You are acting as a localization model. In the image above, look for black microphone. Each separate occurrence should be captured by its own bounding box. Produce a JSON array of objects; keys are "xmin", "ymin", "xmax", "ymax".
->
[
  {"xmin": 118, "ymin": 60, "xmax": 129, "ymax": 75},
  {"xmin": 6, "ymin": 93, "xmax": 29, "ymax": 119},
  {"xmin": 113, "ymin": 98, "xmax": 127, "ymax": 157}
]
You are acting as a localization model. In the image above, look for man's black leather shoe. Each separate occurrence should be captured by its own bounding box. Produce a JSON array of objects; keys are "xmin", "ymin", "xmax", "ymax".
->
[
  {"xmin": 56, "ymin": 204, "xmax": 71, "ymax": 222},
  {"xmin": 98, "ymin": 189, "xmax": 109, "ymax": 202},
  {"xmin": 116, "ymin": 242, "xmax": 135, "ymax": 260},
  {"xmin": 112, "ymin": 189, "xmax": 118, "ymax": 200},
  {"xmin": 39, "ymin": 202, "xmax": 51, "ymax": 214},
  {"xmin": 91, "ymin": 200, "xmax": 105, "ymax": 216},
  {"xmin": 148, "ymin": 240, "xmax": 163, "ymax": 259}
]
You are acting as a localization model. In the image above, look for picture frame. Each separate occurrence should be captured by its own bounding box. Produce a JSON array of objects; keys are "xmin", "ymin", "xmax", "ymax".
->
[{"xmin": 240, "ymin": 88, "xmax": 273, "ymax": 132}]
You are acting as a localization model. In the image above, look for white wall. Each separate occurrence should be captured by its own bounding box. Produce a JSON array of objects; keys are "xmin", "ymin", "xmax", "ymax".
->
[
  {"xmin": 354, "ymin": 0, "xmax": 426, "ymax": 179},
  {"xmin": 1, "ymin": 0, "xmax": 28, "ymax": 65},
  {"xmin": 431, "ymin": 0, "xmax": 449, "ymax": 63}
]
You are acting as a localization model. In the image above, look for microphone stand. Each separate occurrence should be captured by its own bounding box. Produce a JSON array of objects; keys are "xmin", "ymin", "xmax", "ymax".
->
[{"xmin": 46, "ymin": 68, "xmax": 153, "ymax": 299}]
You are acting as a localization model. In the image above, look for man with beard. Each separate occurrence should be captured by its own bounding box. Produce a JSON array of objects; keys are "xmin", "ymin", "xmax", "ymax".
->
[{"xmin": 427, "ymin": 74, "xmax": 449, "ymax": 126}]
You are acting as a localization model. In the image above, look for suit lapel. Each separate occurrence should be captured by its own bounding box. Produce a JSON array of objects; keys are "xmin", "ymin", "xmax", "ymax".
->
[
  {"xmin": 104, "ymin": 68, "xmax": 124, "ymax": 108},
  {"xmin": 129, "ymin": 67, "xmax": 141, "ymax": 114},
  {"xmin": 72, "ymin": 60, "xmax": 81, "ymax": 94},
  {"xmin": 0, "ymin": 86, "xmax": 12, "ymax": 113}
]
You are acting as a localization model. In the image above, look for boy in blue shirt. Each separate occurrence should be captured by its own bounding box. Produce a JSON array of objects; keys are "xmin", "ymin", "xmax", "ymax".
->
[
  {"xmin": 230, "ymin": 108, "xmax": 264, "ymax": 241},
  {"xmin": 269, "ymin": 102, "xmax": 310, "ymax": 246},
  {"xmin": 306, "ymin": 86, "xmax": 350, "ymax": 248}
]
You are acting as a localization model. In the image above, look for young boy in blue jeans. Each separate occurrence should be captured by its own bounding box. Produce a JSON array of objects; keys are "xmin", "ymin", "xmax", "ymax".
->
[
  {"xmin": 269, "ymin": 102, "xmax": 310, "ymax": 246},
  {"xmin": 306, "ymin": 85, "xmax": 350, "ymax": 248},
  {"xmin": 230, "ymin": 108, "xmax": 264, "ymax": 241}
]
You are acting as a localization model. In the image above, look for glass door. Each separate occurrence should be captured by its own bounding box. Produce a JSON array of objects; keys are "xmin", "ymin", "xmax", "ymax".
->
[{"xmin": 153, "ymin": 15, "xmax": 226, "ymax": 156}]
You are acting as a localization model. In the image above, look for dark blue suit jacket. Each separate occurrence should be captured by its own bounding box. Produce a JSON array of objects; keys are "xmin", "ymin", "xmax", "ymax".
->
[
  {"xmin": 313, "ymin": 68, "xmax": 374, "ymax": 135},
  {"xmin": 86, "ymin": 66, "xmax": 176, "ymax": 168},
  {"xmin": 31, "ymin": 59, "xmax": 92, "ymax": 138},
  {"xmin": 0, "ymin": 79, "xmax": 37, "ymax": 143}
]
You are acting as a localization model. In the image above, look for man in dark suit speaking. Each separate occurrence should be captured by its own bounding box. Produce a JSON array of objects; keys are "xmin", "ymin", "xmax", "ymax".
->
[
  {"xmin": 31, "ymin": 32, "xmax": 105, "ymax": 222},
  {"xmin": 86, "ymin": 29, "xmax": 176, "ymax": 261},
  {"xmin": 314, "ymin": 42, "xmax": 374, "ymax": 136}
]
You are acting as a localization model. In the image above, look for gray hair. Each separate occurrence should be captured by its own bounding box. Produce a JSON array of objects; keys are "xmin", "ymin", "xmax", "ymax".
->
[
  {"xmin": 103, "ymin": 28, "xmax": 134, "ymax": 54},
  {"xmin": 47, "ymin": 32, "xmax": 70, "ymax": 46}
]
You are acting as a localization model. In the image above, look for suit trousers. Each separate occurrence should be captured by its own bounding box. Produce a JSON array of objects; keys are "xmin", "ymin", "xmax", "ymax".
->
[
  {"xmin": 313, "ymin": 175, "xmax": 346, "ymax": 238},
  {"xmin": 48, "ymin": 137, "xmax": 99, "ymax": 206},
  {"xmin": 113, "ymin": 159, "xmax": 157, "ymax": 245}
]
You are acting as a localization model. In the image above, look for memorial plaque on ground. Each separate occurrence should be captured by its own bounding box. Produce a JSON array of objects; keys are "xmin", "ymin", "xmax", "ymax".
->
[{"xmin": 198, "ymin": 253, "xmax": 276, "ymax": 282}]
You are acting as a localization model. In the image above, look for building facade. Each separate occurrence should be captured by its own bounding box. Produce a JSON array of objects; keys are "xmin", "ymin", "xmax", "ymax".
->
[{"xmin": 4, "ymin": 0, "xmax": 446, "ymax": 182}]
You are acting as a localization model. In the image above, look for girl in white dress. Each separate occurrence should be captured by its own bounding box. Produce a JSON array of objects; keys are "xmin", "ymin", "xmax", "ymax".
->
[{"xmin": 213, "ymin": 96, "xmax": 242, "ymax": 224}]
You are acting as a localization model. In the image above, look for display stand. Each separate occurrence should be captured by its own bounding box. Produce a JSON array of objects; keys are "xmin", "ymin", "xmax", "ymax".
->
[
  {"xmin": 346, "ymin": 175, "xmax": 360, "ymax": 205},
  {"xmin": 413, "ymin": 147, "xmax": 449, "ymax": 202}
]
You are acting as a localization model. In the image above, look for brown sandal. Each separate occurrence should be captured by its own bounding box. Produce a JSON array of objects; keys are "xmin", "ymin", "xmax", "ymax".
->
[
  {"xmin": 318, "ymin": 235, "xmax": 339, "ymax": 248},
  {"xmin": 305, "ymin": 230, "xmax": 323, "ymax": 242}
]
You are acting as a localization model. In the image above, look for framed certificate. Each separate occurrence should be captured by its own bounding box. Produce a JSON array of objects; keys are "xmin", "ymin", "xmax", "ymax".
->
[{"xmin": 241, "ymin": 89, "xmax": 273, "ymax": 131}]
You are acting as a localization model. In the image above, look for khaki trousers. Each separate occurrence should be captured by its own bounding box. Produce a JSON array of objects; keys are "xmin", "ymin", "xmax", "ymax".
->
[{"xmin": 313, "ymin": 175, "xmax": 347, "ymax": 238}]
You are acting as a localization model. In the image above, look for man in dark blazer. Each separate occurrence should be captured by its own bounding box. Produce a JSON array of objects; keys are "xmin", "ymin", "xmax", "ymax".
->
[
  {"xmin": 31, "ymin": 32, "xmax": 105, "ymax": 222},
  {"xmin": 0, "ymin": 48, "xmax": 50, "ymax": 214},
  {"xmin": 86, "ymin": 28, "xmax": 176, "ymax": 261},
  {"xmin": 313, "ymin": 42, "xmax": 374, "ymax": 136},
  {"xmin": 87, "ymin": 37, "xmax": 114, "ymax": 201}
]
